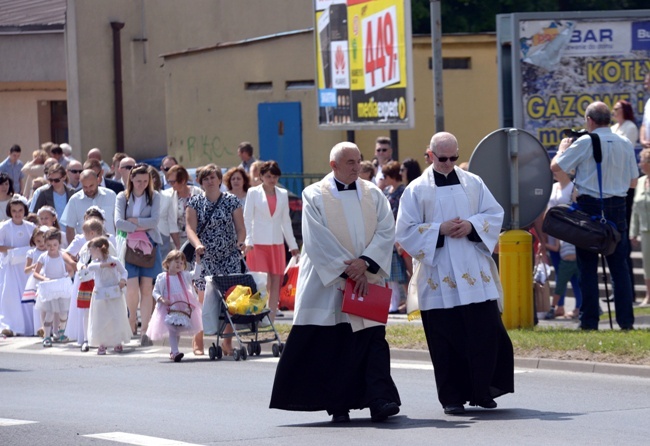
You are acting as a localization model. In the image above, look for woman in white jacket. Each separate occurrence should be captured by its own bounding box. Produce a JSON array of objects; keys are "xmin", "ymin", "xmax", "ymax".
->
[{"xmin": 244, "ymin": 161, "xmax": 299, "ymax": 321}]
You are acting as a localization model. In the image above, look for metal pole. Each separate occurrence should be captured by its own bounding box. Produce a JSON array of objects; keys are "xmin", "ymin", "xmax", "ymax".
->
[
  {"xmin": 390, "ymin": 129, "xmax": 399, "ymax": 161},
  {"xmin": 508, "ymin": 128, "xmax": 519, "ymax": 229},
  {"xmin": 430, "ymin": 0, "xmax": 444, "ymax": 132},
  {"xmin": 111, "ymin": 21, "xmax": 125, "ymax": 153}
]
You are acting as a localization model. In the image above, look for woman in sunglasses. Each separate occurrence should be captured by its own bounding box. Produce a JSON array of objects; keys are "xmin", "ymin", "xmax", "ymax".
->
[{"xmin": 31, "ymin": 163, "xmax": 75, "ymax": 220}]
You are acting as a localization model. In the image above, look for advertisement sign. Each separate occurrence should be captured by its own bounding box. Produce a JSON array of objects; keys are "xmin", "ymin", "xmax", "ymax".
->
[
  {"xmin": 314, "ymin": 0, "xmax": 414, "ymax": 129},
  {"xmin": 519, "ymin": 18, "xmax": 650, "ymax": 149}
]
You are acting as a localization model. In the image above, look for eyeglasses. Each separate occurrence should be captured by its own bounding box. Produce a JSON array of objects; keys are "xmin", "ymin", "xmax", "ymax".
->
[
  {"xmin": 162, "ymin": 166, "xmax": 173, "ymax": 172},
  {"xmin": 48, "ymin": 177, "xmax": 62, "ymax": 183},
  {"xmin": 121, "ymin": 165, "xmax": 134, "ymax": 170},
  {"xmin": 68, "ymin": 169, "xmax": 82, "ymax": 174},
  {"xmin": 167, "ymin": 180, "xmax": 177, "ymax": 185},
  {"xmin": 376, "ymin": 148, "xmax": 388, "ymax": 153},
  {"xmin": 432, "ymin": 153, "xmax": 459, "ymax": 163}
]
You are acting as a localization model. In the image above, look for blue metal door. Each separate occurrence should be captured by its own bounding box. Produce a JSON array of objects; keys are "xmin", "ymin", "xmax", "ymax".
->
[{"xmin": 257, "ymin": 102, "xmax": 303, "ymax": 176}]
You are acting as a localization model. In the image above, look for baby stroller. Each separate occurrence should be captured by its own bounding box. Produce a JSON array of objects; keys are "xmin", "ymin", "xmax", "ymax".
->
[{"xmin": 205, "ymin": 273, "xmax": 284, "ymax": 361}]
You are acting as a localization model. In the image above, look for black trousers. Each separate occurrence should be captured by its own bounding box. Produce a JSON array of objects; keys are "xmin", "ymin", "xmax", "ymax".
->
[{"xmin": 421, "ymin": 300, "xmax": 514, "ymax": 407}]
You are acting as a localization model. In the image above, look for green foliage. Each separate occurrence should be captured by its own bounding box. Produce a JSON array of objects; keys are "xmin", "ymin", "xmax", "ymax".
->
[{"xmin": 411, "ymin": 0, "xmax": 649, "ymax": 34}]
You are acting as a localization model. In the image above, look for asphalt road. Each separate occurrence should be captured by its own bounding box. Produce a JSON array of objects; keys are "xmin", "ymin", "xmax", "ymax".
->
[{"xmin": 1, "ymin": 337, "xmax": 650, "ymax": 445}]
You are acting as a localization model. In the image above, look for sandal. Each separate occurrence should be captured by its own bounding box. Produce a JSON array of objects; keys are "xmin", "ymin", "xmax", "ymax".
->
[
  {"xmin": 97, "ymin": 345, "xmax": 107, "ymax": 355},
  {"xmin": 113, "ymin": 345, "xmax": 123, "ymax": 353},
  {"xmin": 42, "ymin": 337, "xmax": 52, "ymax": 348},
  {"xmin": 56, "ymin": 329, "xmax": 69, "ymax": 343},
  {"xmin": 220, "ymin": 342, "xmax": 234, "ymax": 356},
  {"xmin": 80, "ymin": 342, "xmax": 89, "ymax": 352}
]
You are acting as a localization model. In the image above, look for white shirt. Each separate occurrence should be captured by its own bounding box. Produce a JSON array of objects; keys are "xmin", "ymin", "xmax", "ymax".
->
[
  {"xmin": 611, "ymin": 120, "xmax": 639, "ymax": 145},
  {"xmin": 644, "ymin": 100, "xmax": 650, "ymax": 143},
  {"xmin": 555, "ymin": 127, "xmax": 638, "ymax": 198},
  {"xmin": 61, "ymin": 187, "xmax": 117, "ymax": 235}
]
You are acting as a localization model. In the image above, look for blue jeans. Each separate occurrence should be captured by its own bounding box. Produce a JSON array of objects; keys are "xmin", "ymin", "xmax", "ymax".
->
[
  {"xmin": 548, "ymin": 250, "xmax": 582, "ymax": 308},
  {"xmin": 575, "ymin": 195, "xmax": 634, "ymax": 330}
]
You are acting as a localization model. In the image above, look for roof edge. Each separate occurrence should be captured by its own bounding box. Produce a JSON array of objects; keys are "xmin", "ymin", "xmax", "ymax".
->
[{"xmin": 160, "ymin": 27, "xmax": 313, "ymax": 60}]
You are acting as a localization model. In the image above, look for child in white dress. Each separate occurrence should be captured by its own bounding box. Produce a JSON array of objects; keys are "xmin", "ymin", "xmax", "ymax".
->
[
  {"xmin": 0, "ymin": 195, "xmax": 36, "ymax": 336},
  {"xmin": 23, "ymin": 226, "xmax": 48, "ymax": 336},
  {"xmin": 147, "ymin": 250, "xmax": 203, "ymax": 362},
  {"xmin": 65, "ymin": 218, "xmax": 117, "ymax": 351},
  {"xmin": 33, "ymin": 228, "xmax": 74, "ymax": 347},
  {"xmin": 84, "ymin": 236, "xmax": 132, "ymax": 355}
]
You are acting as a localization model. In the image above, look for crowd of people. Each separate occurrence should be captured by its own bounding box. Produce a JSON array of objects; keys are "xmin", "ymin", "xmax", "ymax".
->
[
  {"xmin": 2, "ymin": 86, "xmax": 647, "ymax": 421},
  {"xmin": 0, "ymin": 141, "xmax": 301, "ymax": 361}
]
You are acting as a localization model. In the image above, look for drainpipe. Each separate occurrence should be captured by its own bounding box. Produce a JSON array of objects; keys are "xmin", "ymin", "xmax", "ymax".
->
[{"xmin": 111, "ymin": 21, "xmax": 125, "ymax": 152}]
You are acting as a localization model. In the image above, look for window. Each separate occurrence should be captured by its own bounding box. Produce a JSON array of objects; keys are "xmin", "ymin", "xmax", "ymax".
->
[{"xmin": 245, "ymin": 82, "xmax": 272, "ymax": 91}]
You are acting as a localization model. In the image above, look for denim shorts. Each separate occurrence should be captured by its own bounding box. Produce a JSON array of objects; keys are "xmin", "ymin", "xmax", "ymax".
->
[{"xmin": 125, "ymin": 243, "xmax": 163, "ymax": 279}]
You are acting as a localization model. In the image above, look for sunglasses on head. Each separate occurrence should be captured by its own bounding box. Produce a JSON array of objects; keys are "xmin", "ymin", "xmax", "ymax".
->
[{"xmin": 433, "ymin": 153, "xmax": 459, "ymax": 163}]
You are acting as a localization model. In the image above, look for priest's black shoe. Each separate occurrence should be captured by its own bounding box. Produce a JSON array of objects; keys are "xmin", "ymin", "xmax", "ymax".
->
[
  {"xmin": 443, "ymin": 404, "xmax": 465, "ymax": 415},
  {"xmin": 476, "ymin": 399, "xmax": 497, "ymax": 409},
  {"xmin": 331, "ymin": 411, "xmax": 350, "ymax": 423},
  {"xmin": 369, "ymin": 399, "xmax": 400, "ymax": 422}
]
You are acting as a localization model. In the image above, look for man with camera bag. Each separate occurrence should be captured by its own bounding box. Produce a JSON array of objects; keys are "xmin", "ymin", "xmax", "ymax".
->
[{"xmin": 551, "ymin": 101, "xmax": 638, "ymax": 330}]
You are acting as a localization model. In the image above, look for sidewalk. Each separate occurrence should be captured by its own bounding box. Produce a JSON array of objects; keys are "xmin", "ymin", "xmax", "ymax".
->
[{"xmin": 182, "ymin": 308, "xmax": 650, "ymax": 379}]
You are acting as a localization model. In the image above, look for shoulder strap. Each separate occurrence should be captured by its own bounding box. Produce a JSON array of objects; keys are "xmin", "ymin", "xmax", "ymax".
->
[{"xmin": 589, "ymin": 133, "xmax": 606, "ymax": 219}]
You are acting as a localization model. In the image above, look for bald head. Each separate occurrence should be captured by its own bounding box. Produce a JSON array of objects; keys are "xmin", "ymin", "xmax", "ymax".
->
[
  {"xmin": 430, "ymin": 132, "xmax": 459, "ymax": 153},
  {"xmin": 87, "ymin": 148, "xmax": 103, "ymax": 161},
  {"xmin": 430, "ymin": 132, "xmax": 459, "ymax": 175},
  {"xmin": 585, "ymin": 101, "xmax": 611, "ymax": 129}
]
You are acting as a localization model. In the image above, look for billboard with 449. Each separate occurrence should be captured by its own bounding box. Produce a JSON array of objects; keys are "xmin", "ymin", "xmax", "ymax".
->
[{"xmin": 314, "ymin": 0, "xmax": 414, "ymax": 130}]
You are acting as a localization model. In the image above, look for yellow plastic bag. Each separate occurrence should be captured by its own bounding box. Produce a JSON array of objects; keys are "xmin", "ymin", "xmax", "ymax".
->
[{"xmin": 225, "ymin": 285, "xmax": 267, "ymax": 315}]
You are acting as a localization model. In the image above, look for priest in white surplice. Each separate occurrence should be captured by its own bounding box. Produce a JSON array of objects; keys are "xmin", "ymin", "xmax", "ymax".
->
[
  {"xmin": 270, "ymin": 142, "xmax": 401, "ymax": 423},
  {"xmin": 396, "ymin": 132, "xmax": 514, "ymax": 416}
]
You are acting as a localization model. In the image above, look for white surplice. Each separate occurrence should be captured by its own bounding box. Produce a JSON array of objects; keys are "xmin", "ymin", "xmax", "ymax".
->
[
  {"xmin": 293, "ymin": 173, "xmax": 394, "ymax": 329},
  {"xmin": 395, "ymin": 166, "xmax": 504, "ymax": 311}
]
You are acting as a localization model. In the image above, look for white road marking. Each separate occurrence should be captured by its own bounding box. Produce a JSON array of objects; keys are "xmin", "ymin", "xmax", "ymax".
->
[
  {"xmin": 84, "ymin": 432, "xmax": 202, "ymax": 445},
  {"xmin": 0, "ymin": 418, "xmax": 38, "ymax": 426}
]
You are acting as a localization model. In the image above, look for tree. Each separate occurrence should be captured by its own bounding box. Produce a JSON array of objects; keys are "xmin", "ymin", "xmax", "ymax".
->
[{"xmin": 411, "ymin": 0, "xmax": 649, "ymax": 34}]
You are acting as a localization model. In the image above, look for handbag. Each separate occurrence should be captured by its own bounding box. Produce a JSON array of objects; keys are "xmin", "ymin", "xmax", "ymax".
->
[
  {"xmin": 163, "ymin": 272, "xmax": 193, "ymax": 327},
  {"xmin": 279, "ymin": 255, "xmax": 299, "ymax": 311},
  {"xmin": 122, "ymin": 199, "xmax": 156, "ymax": 268},
  {"xmin": 125, "ymin": 240, "xmax": 156, "ymax": 268},
  {"xmin": 542, "ymin": 133, "xmax": 621, "ymax": 256}
]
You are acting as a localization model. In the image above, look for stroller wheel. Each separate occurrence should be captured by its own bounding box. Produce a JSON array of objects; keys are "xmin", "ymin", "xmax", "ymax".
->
[
  {"xmin": 208, "ymin": 345, "xmax": 217, "ymax": 361},
  {"xmin": 240, "ymin": 347, "xmax": 247, "ymax": 360},
  {"xmin": 272, "ymin": 343, "xmax": 280, "ymax": 357},
  {"xmin": 216, "ymin": 345, "xmax": 223, "ymax": 359},
  {"xmin": 255, "ymin": 342, "xmax": 262, "ymax": 356},
  {"xmin": 233, "ymin": 349, "xmax": 240, "ymax": 361},
  {"xmin": 247, "ymin": 343, "xmax": 254, "ymax": 356}
]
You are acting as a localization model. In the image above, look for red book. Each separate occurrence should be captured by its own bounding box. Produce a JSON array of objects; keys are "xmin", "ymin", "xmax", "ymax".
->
[{"xmin": 341, "ymin": 278, "xmax": 391, "ymax": 324}]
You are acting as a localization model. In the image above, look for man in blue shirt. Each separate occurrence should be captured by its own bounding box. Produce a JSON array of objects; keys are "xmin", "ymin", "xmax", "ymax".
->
[
  {"xmin": 551, "ymin": 101, "xmax": 638, "ymax": 330},
  {"xmin": 0, "ymin": 145, "xmax": 24, "ymax": 193}
]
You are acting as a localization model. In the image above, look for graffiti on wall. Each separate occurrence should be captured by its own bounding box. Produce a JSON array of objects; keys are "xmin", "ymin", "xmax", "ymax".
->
[{"xmin": 174, "ymin": 134, "xmax": 237, "ymax": 165}]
